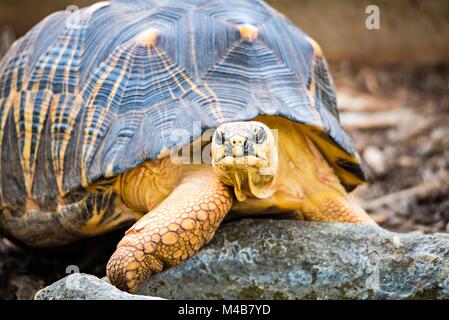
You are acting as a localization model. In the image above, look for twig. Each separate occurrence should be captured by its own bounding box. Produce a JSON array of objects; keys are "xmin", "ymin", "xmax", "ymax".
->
[
  {"xmin": 361, "ymin": 179, "xmax": 446, "ymax": 211},
  {"xmin": 340, "ymin": 109, "xmax": 412, "ymax": 130},
  {"xmin": 393, "ymin": 116, "xmax": 449, "ymax": 142},
  {"xmin": 337, "ymin": 89, "xmax": 397, "ymax": 112}
]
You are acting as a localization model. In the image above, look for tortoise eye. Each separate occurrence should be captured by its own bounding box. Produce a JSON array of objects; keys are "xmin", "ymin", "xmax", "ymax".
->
[
  {"xmin": 214, "ymin": 130, "xmax": 225, "ymax": 145},
  {"xmin": 255, "ymin": 128, "xmax": 266, "ymax": 144}
]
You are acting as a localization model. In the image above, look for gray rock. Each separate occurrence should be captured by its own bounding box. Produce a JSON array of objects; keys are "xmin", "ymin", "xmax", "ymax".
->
[
  {"xmin": 35, "ymin": 220, "xmax": 449, "ymax": 300},
  {"xmin": 34, "ymin": 273, "xmax": 163, "ymax": 300},
  {"xmin": 138, "ymin": 219, "xmax": 449, "ymax": 299}
]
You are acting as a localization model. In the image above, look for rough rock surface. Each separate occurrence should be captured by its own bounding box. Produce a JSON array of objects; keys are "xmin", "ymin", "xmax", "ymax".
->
[
  {"xmin": 139, "ymin": 220, "xmax": 449, "ymax": 299},
  {"xmin": 34, "ymin": 273, "xmax": 162, "ymax": 300},
  {"xmin": 35, "ymin": 220, "xmax": 449, "ymax": 300}
]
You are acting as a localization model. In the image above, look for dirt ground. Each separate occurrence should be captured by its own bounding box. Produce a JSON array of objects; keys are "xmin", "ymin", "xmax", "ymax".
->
[
  {"xmin": 0, "ymin": 61, "xmax": 448, "ymax": 299},
  {"xmin": 336, "ymin": 63, "xmax": 449, "ymax": 233}
]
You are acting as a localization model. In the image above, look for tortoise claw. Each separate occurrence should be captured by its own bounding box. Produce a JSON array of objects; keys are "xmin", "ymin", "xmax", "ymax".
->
[{"xmin": 106, "ymin": 245, "xmax": 163, "ymax": 293}]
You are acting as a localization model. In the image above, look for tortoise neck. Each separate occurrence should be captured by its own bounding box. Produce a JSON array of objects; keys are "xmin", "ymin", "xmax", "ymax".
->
[{"xmin": 256, "ymin": 116, "xmax": 347, "ymax": 199}]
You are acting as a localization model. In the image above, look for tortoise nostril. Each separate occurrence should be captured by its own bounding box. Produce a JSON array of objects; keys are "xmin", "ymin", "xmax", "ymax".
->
[
  {"xmin": 232, "ymin": 138, "xmax": 246, "ymax": 146},
  {"xmin": 230, "ymin": 136, "xmax": 245, "ymax": 146}
]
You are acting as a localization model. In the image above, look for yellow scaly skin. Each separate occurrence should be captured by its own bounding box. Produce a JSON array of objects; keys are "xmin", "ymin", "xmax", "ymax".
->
[
  {"xmin": 107, "ymin": 165, "xmax": 232, "ymax": 292},
  {"xmin": 107, "ymin": 117, "xmax": 375, "ymax": 293}
]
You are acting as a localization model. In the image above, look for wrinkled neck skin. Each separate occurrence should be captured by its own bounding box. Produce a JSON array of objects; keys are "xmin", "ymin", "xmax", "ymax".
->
[
  {"xmin": 214, "ymin": 160, "xmax": 278, "ymax": 202},
  {"xmin": 219, "ymin": 116, "xmax": 347, "ymax": 215}
]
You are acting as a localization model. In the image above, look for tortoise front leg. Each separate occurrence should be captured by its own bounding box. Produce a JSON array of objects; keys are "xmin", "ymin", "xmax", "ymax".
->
[{"xmin": 106, "ymin": 167, "xmax": 233, "ymax": 293}]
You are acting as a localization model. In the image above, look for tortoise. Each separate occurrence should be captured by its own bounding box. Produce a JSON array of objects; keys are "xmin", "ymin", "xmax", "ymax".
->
[{"xmin": 0, "ymin": 0, "xmax": 375, "ymax": 293}]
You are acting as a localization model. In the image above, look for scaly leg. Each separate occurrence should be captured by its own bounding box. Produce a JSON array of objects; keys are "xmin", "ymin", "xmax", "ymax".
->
[
  {"xmin": 106, "ymin": 167, "xmax": 233, "ymax": 293},
  {"xmin": 299, "ymin": 192, "xmax": 375, "ymax": 224}
]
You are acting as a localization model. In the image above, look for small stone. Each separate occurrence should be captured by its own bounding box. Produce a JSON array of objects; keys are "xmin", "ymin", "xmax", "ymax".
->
[{"xmin": 34, "ymin": 274, "xmax": 163, "ymax": 300}]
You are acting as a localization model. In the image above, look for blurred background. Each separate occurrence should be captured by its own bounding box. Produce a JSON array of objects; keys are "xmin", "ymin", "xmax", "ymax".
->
[{"xmin": 0, "ymin": 0, "xmax": 448, "ymax": 299}]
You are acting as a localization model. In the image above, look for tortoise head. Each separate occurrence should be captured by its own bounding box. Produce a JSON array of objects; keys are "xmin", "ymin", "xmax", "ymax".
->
[{"xmin": 211, "ymin": 121, "xmax": 278, "ymax": 201}]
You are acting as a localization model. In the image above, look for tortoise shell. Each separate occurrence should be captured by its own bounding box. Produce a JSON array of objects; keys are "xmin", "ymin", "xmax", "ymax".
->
[{"xmin": 0, "ymin": 0, "xmax": 365, "ymax": 214}]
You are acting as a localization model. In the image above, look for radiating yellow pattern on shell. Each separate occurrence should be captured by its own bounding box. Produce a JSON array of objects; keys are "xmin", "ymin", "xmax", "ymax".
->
[
  {"xmin": 81, "ymin": 47, "xmax": 126, "ymax": 186},
  {"xmin": 14, "ymin": 91, "xmax": 52, "ymax": 195},
  {"xmin": 305, "ymin": 36, "xmax": 324, "ymax": 126},
  {"xmin": 50, "ymin": 95, "xmax": 83, "ymax": 195}
]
